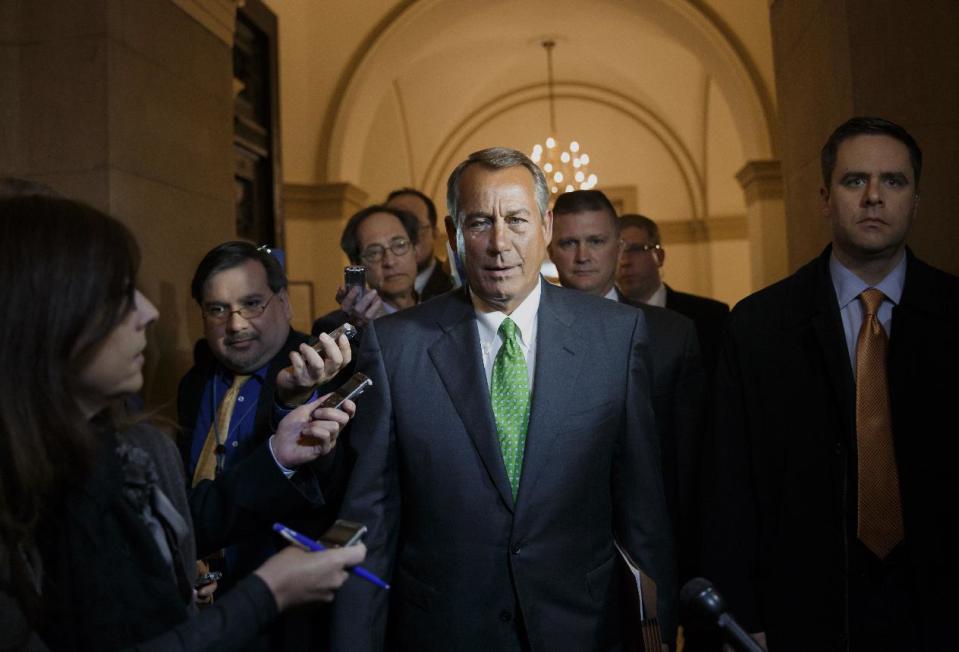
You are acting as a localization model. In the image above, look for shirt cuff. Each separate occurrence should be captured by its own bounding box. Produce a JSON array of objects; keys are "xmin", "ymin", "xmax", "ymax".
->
[{"xmin": 268, "ymin": 435, "xmax": 296, "ymax": 479}]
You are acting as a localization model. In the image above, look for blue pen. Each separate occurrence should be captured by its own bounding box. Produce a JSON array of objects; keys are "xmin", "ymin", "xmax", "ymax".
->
[{"xmin": 272, "ymin": 522, "xmax": 390, "ymax": 590}]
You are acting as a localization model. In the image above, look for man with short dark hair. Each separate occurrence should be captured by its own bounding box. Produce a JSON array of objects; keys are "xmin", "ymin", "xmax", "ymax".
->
[
  {"xmin": 386, "ymin": 187, "xmax": 453, "ymax": 301},
  {"xmin": 550, "ymin": 190, "xmax": 705, "ymax": 586},
  {"xmin": 702, "ymin": 117, "xmax": 959, "ymax": 650},
  {"xmin": 617, "ymin": 213, "xmax": 729, "ymax": 375},
  {"xmin": 179, "ymin": 242, "xmax": 352, "ymax": 596},
  {"xmin": 312, "ymin": 204, "xmax": 420, "ymax": 337},
  {"xmin": 332, "ymin": 148, "xmax": 675, "ymax": 651}
]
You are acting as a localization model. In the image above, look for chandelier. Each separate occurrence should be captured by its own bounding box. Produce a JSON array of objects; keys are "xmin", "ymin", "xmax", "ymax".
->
[{"xmin": 530, "ymin": 40, "xmax": 598, "ymax": 199}]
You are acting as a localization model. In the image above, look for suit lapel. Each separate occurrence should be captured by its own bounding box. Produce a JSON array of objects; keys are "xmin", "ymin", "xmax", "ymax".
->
[
  {"xmin": 806, "ymin": 250, "xmax": 855, "ymax": 439},
  {"xmin": 516, "ymin": 283, "xmax": 583, "ymax": 508},
  {"xmin": 428, "ymin": 293, "xmax": 515, "ymax": 511}
]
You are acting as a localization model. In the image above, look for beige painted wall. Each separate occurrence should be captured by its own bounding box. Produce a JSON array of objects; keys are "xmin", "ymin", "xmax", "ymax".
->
[
  {"xmin": 0, "ymin": 0, "xmax": 235, "ymax": 414},
  {"xmin": 266, "ymin": 0, "xmax": 777, "ymax": 308}
]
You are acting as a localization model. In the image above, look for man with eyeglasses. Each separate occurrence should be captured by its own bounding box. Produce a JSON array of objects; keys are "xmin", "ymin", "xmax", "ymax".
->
[
  {"xmin": 616, "ymin": 214, "xmax": 729, "ymax": 375},
  {"xmin": 312, "ymin": 205, "xmax": 420, "ymax": 338},
  {"xmin": 386, "ymin": 187, "xmax": 454, "ymax": 301},
  {"xmin": 177, "ymin": 241, "xmax": 353, "ymax": 648},
  {"xmin": 549, "ymin": 190, "xmax": 705, "ymax": 591}
]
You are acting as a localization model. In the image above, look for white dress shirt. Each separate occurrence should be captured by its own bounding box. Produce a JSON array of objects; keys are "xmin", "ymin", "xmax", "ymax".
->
[
  {"xmin": 472, "ymin": 279, "xmax": 542, "ymax": 391},
  {"xmin": 646, "ymin": 282, "xmax": 667, "ymax": 308},
  {"xmin": 414, "ymin": 258, "xmax": 436, "ymax": 296}
]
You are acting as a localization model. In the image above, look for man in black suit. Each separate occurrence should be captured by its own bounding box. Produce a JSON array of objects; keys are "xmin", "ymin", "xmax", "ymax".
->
[
  {"xmin": 178, "ymin": 243, "xmax": 352, "ymax": 609},
  {"xmin": 701, "ymin": 117, "xmax": 959, "ymax": 651},
  {"xmin": 331, "ymin": 147, "xmax": 675, "ymax": 650},
  {"xmin": 387, "ymin": 187, "xmax": 454, "ymax": 301},
  {"xmin": 549, "ymin": 189, "xmax": 706, "ymax": 585},
  {"xmin": 616, "ymin": 214, "xmax": 729, "ymax": 375}
]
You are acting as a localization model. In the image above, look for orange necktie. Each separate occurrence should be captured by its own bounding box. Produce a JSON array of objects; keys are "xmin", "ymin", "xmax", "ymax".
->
[
  {"xmin": 855, "ymin": 288, "xmax": 904, "ymax": 559},
  {"xmin": 192, "ymin": 374, "xmax": 251, "ymax": 486}
]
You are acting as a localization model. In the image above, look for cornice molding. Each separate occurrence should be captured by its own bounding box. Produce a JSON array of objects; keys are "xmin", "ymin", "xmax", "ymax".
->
[{"xmin": 171, "ymin": 0, "xmax": 237, "ymax": 45}]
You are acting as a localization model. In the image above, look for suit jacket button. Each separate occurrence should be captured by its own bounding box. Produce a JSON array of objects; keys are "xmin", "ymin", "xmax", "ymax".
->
[
  {"xmin": 511, "ymin": 544, "xmax": 521, "ymax": 555},
  {"xmin": 499, "ymin": 610, "xmax": 512, "ymax": 622}
]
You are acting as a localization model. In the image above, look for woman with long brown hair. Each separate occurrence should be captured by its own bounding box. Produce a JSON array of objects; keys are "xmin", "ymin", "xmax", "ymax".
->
[{"xmin": 0, "ymin": 195, "xmax": 364, "ymax": 650}]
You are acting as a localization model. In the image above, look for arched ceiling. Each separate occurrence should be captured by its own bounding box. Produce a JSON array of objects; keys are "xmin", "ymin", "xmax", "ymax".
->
[{"xmin": 323, "ymin": 0, "xmax": 777, "ymax": 200}]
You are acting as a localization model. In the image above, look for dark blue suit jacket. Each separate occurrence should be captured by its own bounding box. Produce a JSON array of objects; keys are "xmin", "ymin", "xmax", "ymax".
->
[{"xmin": 331, "ymin": 282, "xmax": 676, "ymax": 651}]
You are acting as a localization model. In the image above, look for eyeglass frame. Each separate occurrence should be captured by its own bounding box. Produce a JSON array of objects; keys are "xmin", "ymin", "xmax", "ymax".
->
[
  {"xmin": 201, "ymin": 292, "xmax": 277, "ymax": 324},
  {"xmin": 359, "ymin": 237, "xmax": 413, "ymax": 264},
  {"xmin": 620, "ymin": 241, "xmax": 663, "ymax": 257}
]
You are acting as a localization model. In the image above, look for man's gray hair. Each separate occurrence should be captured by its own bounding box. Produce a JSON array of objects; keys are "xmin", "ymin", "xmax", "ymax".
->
[{"xmin": 445, "ymin": 147, "xmax": 549, "ymax": 225}]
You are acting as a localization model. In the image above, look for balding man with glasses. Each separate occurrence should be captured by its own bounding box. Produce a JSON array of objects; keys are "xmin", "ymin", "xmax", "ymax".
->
[{"xmin": 312, "ymin": 205, "xmax": 421, "ymax": 339}]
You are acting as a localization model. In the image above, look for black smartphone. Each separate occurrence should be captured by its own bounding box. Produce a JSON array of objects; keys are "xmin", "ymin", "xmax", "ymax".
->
[
  {"xmin": 194, "ymin": 570, "xmax": 222, "ymax": 589},
  {"xmin": 345, "ymin": 265, "xmax": 366, "ymax": 298},
  {"xmin": 320, "ymin": 519, "xmax": 368, "ymax": 548}
]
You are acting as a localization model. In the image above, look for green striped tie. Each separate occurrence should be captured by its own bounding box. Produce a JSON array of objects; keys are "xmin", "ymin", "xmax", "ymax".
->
[{"xmin": 491, "ymin": 318, "xmax": 530, "ymax": 499}]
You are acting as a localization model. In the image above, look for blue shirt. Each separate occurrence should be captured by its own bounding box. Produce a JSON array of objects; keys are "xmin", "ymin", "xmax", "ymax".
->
[
  {"xmin": 829, "ymin": 252, "xmax": 907, "ymax": 378},
  {"xmin": 189, "ymin": 364, "xmax": 270, "ymax": 475}
]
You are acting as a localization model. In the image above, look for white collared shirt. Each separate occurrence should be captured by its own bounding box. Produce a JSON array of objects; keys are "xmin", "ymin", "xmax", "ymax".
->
[
  {"xmin": 414, "ymin": 258, "xmax": 436, "ymax": 295},
  {"xmin": 645, "ymin": 282, "xmax": 667, "ymax": 308},
  {"xmin": 829, "ymin": 252, "xmax": 906, "ymax": 377},
  {"xmin": 602, "ymin": 286, "xmax": 619, "ymax": 301},
  {"xmin": 472, "ymin": 279, "xmax": 542, "ymax": 391}
]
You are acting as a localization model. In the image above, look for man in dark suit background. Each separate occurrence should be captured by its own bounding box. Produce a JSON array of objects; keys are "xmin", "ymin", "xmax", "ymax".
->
[
  {"xmin": 701, "ymin": 117, "xmax": 959, "ymax": 651},
  {"xmin": 312, "ymin": 205, "xmax": 420, "ymax": 338},
  {"xmin": 549, "ymin": 189, "xmax": 705, "ymax": 585},
  {"xmin": 387, "ymin": 187, "xmax": 454, "ymax": 301},
  {"xmin": 331, "ymin": 147, "xmax": 675, "ymax": 650},
  {"xmin": 616, "ymin": 214, "xmax": 729, "ymax": 375}
]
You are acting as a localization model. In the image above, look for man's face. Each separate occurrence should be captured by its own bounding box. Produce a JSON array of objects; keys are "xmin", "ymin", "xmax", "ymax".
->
[
  {"xmin": 449, "ymin": 165, "xmax": 552, "ymax": 313},
  {"xmin": 357, "ymin": 212, "xmax": 417, "ymax": 302},
  {"xmin": 549, "ymin": 209, "xmax": 620, "ymax": 296},
  {"xmin": 616, "ymin": 225, "xmax": 664, "ymax": 302},
  {"xmin": 201, "ymin": 259, "xmax": 291, "ymax": 374},
  {"xmin": 387, "ymin": 193, "xmax": 434, "ymax": 270},
  {"xmin": 822, "ymin": 134, "xmax": 919, "ymax": 265}
]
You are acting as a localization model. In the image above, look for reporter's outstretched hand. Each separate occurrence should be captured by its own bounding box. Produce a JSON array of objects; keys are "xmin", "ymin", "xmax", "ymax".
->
[
  {"xmin": 336, "ymin": 285, "xmax": 385, "ymax": 330},
  {"xmin": 276, "ymin": 331, "xmax": 352, "ymax": 406},
  {"xmin": 255, "ymin": 543, "xmax": 367, "ymax": 610},
  {"xmin": 271, "ymin": 397, "xmax": 356, "ymax": 467}
]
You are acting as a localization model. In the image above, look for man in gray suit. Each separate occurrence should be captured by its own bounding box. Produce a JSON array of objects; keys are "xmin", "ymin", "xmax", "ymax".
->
[
  {"xmin": 331, "ymin": 148, "xmax": 675, "ymax": 651},
  {"xmin": 549, "ymin": 189, "xmax": 705, "ymax": 585}
]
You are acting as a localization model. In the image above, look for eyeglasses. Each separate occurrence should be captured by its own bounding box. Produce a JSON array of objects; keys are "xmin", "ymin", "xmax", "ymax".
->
[
  {"xmin": 360, "ymin": 238, "xmax": 412, "ymax": 264},
  {"xmin": 620, "ymin": 242, "xmax": 662, "ymax": 257},
  {"xmin": 202, "ymin": 293, "xmax": 275, "ymax": 323}
]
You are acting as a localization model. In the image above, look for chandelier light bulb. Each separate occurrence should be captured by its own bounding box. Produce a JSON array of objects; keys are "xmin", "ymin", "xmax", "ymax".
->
[{"xmin": 528, "ymin": 42, "xmax": 598, "ymax": 199}]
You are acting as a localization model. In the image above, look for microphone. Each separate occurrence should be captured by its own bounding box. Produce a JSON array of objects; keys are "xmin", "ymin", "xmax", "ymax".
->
[{"xmin": 680, "ymin": 577, "xmax": 764, "ymax": 652}]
